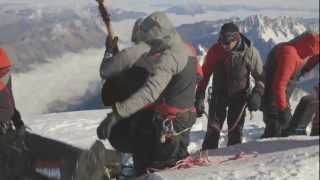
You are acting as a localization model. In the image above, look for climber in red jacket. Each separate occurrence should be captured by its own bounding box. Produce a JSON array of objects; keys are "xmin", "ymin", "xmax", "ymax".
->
[{"xmin": 262, "ymin": 32, "xmax": 319, "ymax": 138}]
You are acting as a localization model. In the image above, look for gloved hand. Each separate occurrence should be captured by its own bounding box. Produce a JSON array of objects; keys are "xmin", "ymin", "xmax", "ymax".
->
[
  {"xmin": 195, "ymin": 91, "xmax": 205, "ymax": 117},
  {"xmin": 15, "ymin": 125, "xmax": 27, "ymax": 147},
  {"xmin": 97, "ymin": 110, "xmax": 122, "ymax": 140},
  {"xmin": 247, "ymin": 91, "xmax": 262, "ymax": 111},
  {"xmin": 12, "ymin": 108, "xmax": 24, "ymax": 129},
  {"xmin": 279, "ymin": 107, "xmax": 292, "ymax": 128},
  {"xmin": 16, "ymin": 125, "xmax": 26, "ymax": 137},
  {"xmin": 105, "ymin": 36, "xmax": 119, "ymax": 55}
]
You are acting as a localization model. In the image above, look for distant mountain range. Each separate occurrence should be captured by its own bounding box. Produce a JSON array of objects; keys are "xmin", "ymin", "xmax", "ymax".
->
[
  {"xmin": 1, "ymin": 2, "xmax": 317, "ymax": 72},
  {"xmin": 164, "ymin": 3, "xmax": 319, "ymax": 16},
  {"xmin": 1, "ymin": 5, "xmax": 318, "ymax": 114},
  {"xmin": 177, "ymin": 14, "xmax": 319, "ymax": 61},
  {"xmin": 0, "ymin": 3, "xmax": 146, "ymax": 72}
]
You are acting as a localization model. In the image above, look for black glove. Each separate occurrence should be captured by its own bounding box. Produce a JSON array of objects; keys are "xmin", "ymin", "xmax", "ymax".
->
[
  {"xmin": 195, "ymin": 91, "xmax": 205, "ymax": 117},
  {"xmin": 97, "ymin": 111, "xmax": 122, "ymax": 140},
  {"xmin": 247, "ymin": 91, "xmax": 261, "ymax": 111},
  {"xmin": 15, "ymin": 125, "xmax": 26, "ymax": 147},
  {"xmin": 12, "ymin": 108, "xmax": 24, "ymax": 129},
  {"xmin": 105, "ymin": 36, "xmax": 119, "ymax": 55},
  {"xmin": 279, "ymin": 107, "xmax": 292, "ymax": 128}
]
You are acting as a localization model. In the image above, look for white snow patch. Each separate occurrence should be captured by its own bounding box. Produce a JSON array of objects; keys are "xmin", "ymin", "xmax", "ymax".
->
[{"xmin": 24, "ymin": 108, "xmax": 319, "ymax": 180}]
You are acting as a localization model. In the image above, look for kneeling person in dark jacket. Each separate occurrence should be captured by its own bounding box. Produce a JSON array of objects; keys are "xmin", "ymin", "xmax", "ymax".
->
[
  {"xmin": 97, "ymin": 12, "xmax": 198, "ymax": 175},
  {"xmin": 262, "ymin": 32, "xmax": 319, "ymax": 138}
]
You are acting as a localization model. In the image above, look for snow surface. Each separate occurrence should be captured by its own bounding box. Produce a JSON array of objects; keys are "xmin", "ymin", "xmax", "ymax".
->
[
  {"xmin": 23, "ymin": 103, "xmax": 319, "ymax": 179},
  {"xmin": 148, "ymin": 136, "xmax": 319, "ymax": 180}
]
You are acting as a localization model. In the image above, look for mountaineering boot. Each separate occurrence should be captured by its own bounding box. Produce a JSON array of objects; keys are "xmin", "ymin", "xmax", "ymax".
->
[{"xmin": 73, "ymin": 140, "xmax": 121, "ymax": 180}]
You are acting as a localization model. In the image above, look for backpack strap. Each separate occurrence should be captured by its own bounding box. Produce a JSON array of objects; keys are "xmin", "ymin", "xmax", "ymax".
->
[
  {"xmin": 0, "ymin": 73, "xmax": 24, "ymax": 128},
  {"xmin": 0, "ymin": 71, "xmax": 10, "ymax": 90}
]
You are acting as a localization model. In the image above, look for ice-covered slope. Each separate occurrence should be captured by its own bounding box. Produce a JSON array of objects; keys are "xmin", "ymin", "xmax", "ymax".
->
[{"xmin": 23, "ymin": 107, "xmax": 319, "ymax": 180}]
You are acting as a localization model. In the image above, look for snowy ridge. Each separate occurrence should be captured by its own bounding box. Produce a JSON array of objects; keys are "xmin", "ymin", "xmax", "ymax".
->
[{"xmin": 238, "ymin": 14, "xmax": 306, "ymax": 44}]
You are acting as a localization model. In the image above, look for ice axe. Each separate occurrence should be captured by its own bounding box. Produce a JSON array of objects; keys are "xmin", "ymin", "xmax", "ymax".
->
[{"xmin": 96, "ymin": 0, "xmax": 119, "ymax": 54}]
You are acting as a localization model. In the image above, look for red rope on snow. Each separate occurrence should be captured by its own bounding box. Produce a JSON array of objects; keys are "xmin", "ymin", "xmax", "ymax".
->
[{"xmin": 145, "ymin": 151, "xmax": 258, "ymax": 176}]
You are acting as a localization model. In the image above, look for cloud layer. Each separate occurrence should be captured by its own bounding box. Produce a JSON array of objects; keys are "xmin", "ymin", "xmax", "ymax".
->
[{"xmin": 12, "ymin": 48, "xmax": 104, "ymax": 115}]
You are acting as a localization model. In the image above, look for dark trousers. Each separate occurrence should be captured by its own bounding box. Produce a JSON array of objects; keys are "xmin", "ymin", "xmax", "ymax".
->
[
  {"xmin": 0, "ymin": 131, "xmax": 52, "ymax": 180},
  {"xmin": 262, "ymin": 104, "xmax": 286, "ymax": 137},
  {"xmin": 286, "ymin": 95, "xmax": 319, "ymax": 136},
  {"xmin": 262, "ymin": 84, "xmax": 295, "ymax": 138},
  {"xmin": 25, "ymin": 133, "xmax": 82, "ymax": 180},
  {"xmin": 262, "ymin": 91, "xmax": 295, "ymax": 138},
  {"xmin": 202, "ymin": 93, "xmax": 246, "ymax": 150},
  {"xmin": 109, "ymin": 109, "xmax": 196, "ymax": 175}
]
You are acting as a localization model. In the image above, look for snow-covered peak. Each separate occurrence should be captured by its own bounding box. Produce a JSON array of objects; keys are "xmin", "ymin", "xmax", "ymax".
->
[
  {"xmin": 238, "ymin": 14, "xmax": 306, "ymax": 44},
  {"xmin": 178, "ymin": 14, "xmax": 317, "ymax": 60}
]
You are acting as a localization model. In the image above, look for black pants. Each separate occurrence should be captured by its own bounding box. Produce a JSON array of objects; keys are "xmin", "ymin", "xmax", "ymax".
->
[
  {"xmin": 25, "ymin": 133, "xmax": 82, "ymax": 180},
  {"xmin": 109, "ymin": 109, "xmax": 196, "ymax": 175},
  {"xmin": 262, "ymin": 95, "xmax": 293, "ymax": 138},
  {"xmin": 262, "ymin": 84, "xmax": 295, "ymax": 138},
  {"xmin": 1, "ymin": 131, "xmax": 82, "ymax": 180},
  {"xmin": 202, "ymin": 93, "xmax": 246, "ymax": 150},
  {"xmin": 0, "ymin": 130, "xmax": 48, "ymax": 180},
  {"xmin": 286, "ymin": 95, "xmax": 319, "ymax": 136}
]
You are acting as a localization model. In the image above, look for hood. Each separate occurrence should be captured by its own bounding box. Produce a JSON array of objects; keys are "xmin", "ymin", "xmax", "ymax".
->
[
  {"xmin": 131, "ymin": 18, "xmax": 144, "ymax": 43},
  {"xmin": 0, "ymin": 48, "xmax": 12, "ymax": 69},
  {"xmin": 290, "ymin": 32, "xmax": 319, "ymax": 59},
  {"xmin": 139, "ymin": 11, "xmax": 180, "ymax": 53}
]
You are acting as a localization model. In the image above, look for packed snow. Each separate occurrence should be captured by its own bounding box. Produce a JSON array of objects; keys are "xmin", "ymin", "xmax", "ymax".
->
[
  {"xmin": 3, "ymin": 1, "xmax": 318, "ymax": 179},
  {"xmin": 23, "ymin": 93, "xmax": 319, "ymax": 180}
]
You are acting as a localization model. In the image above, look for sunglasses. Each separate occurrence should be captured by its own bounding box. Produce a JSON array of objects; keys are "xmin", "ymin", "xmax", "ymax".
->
[{"xmin": 218, "ymin": 32, "xmax": 239, "ymax": 45}]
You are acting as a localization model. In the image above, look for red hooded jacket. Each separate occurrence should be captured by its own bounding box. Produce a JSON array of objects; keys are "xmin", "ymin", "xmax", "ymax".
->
[
  {"xmin": 197, "ymin": 43, "xmax": 226, "ymax": 92},
  {"xmin": 0, "ymin": 48, "xmax": 12, "ymax": 90},
  {"xmin": 0, "ymin": 48, "xmax": 15, "ymax": 122},
  {"xmin": 272, "ymin": 33, "xmax": 319, "ymax": 110}
]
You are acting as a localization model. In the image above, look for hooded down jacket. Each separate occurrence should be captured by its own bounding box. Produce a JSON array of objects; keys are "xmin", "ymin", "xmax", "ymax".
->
[{"xmin": 265, "ymin": 32, "xmax": 319, "ymax": 110}]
